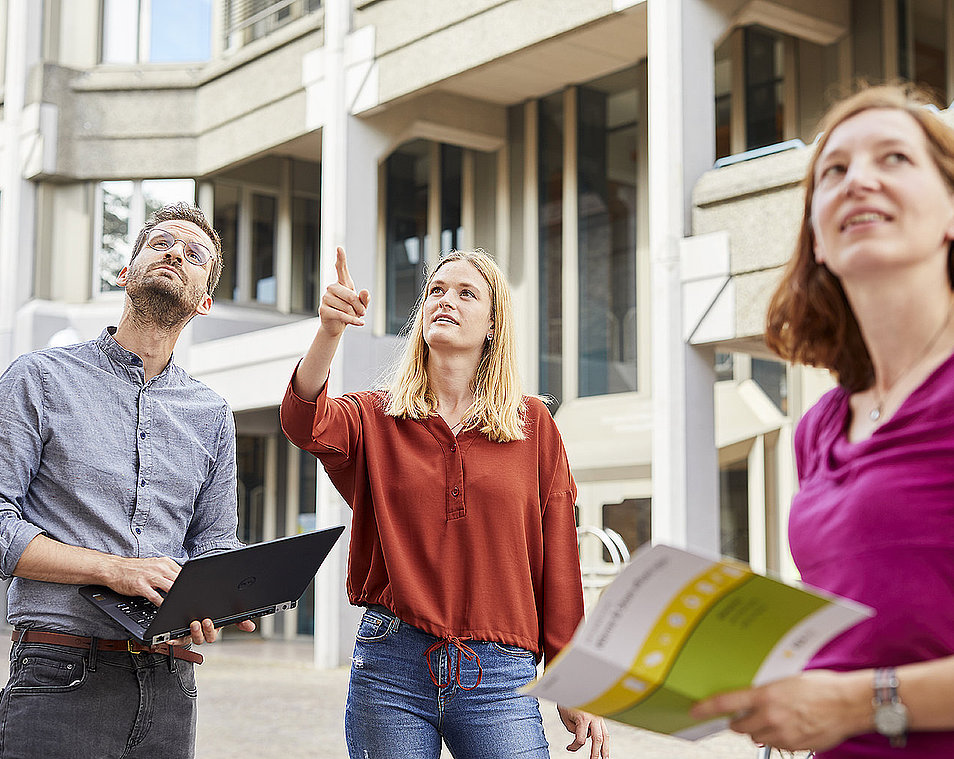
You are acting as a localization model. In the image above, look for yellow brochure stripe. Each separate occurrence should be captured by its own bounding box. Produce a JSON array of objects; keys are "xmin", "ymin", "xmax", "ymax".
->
[{"xmin": 581, "ymin": 559, "xmax": 751, "ymax": 715}]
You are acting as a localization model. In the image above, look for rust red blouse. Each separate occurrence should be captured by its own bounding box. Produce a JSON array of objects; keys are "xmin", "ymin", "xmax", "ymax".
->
[{"xmin": 280, "ymin": 373, "xmax": 584, "ymax": 664}]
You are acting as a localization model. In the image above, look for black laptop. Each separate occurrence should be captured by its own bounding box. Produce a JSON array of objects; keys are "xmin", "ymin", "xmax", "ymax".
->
[{"xmin": 79, "ymin": 526, "xmax": 345, "ymax": 646}]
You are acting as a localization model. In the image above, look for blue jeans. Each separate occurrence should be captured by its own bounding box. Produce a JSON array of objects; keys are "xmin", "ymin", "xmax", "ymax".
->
[
  {"xmin": 0, "ymin": 636, "xmax": 198, "ymax": 758},
  {"xmin": 345, "ymin": 606, "xmax": 549, "ymax": 759}
]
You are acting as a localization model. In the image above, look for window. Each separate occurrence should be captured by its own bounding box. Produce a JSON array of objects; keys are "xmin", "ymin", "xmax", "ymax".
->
[
  {"xmin": 440, "ymin": 144, "xmax": 463, "ymax": 253},
  {"xmin": 601, "ymin": 498, "xmax": 651, "ymax": 560},
  {"xmin": 214, "ymin": 184, "xmax": 241, "ymax": 302},
  {"xmin": 720, "ymin": 463, "xmax": 749, "ymax": 562},
  {"xmin": 538, "ymin": 92, "xmax": 565, "ymax": 403},
  {"xmin": 385, "ymin": 140, "xmax": 429, "ymax": 335},
  {"xmin": 291, "ymin": 196, "xmax": 320, "ymax": 313},
  {"xmin": 223, "ymin": 0, "xmax": 322, "ymax": 51},
  {"xmin": 384, "ymin": 140, "xmax": 495, "ymax": 334},
  {"xmin": 744, "ymin": 26, "xmax": 784, "ymax": 151},
  {"xmin": 577, "ymin": 71, "xmax": 639, "ymax": 397},
  {"xmin": 752, "ymin": 358, "xmax": 788, "ymax": 414},
  {"xmin": 251, "ymin": 193, "xmax": 277, "ymax": 305},
  {"xmin": 96, "ymin": 178, "xmax": 196, "ymax": 294},
  {"xmin": 102, "ymin": 0, "xmax": 212, "ymax": 64}
]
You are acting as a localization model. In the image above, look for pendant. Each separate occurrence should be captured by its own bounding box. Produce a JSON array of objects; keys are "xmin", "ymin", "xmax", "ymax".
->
[{"xmin": 869, "ymin": 406, "xmax": 882, "ymax": 422}]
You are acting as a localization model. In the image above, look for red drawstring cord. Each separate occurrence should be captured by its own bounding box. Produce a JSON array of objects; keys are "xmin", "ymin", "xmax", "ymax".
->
[{"xmin": 425, "ymin": 636, "xmax": 483, "ymax": 691}]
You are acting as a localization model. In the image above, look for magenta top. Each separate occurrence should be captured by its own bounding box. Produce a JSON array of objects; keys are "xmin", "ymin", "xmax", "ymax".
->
[{"xmin": 789, "ymin": 351, "xmax": 954, "ymax": 757}]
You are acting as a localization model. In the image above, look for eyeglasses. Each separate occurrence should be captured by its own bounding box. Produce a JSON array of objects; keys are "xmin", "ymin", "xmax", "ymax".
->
[{"xmin": 145, "ymin": 229, "xmax": 213, "ymax": 268}]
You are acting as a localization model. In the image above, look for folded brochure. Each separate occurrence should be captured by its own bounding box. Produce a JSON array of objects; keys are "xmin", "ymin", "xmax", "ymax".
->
[{"xmin": 524, "ymin": 543, "xmax": 872, "ymax": 740}]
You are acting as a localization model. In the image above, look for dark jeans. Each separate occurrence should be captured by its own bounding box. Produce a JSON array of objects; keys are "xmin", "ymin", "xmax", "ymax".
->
[
  {"xmin": 0, "ymin": 637, "xmax": 197, "ymax": 758},
  {"xmin": 345, "ymin": 606, "xmax": 549, "ymax": 759}
]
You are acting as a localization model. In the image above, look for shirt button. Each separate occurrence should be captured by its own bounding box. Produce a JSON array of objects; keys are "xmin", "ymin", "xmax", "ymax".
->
[
  {"xmin": 450, "ymin": 444, "xmax": 457, "ymax": 452},
  {"xmin": 452, "ymin": 487, "xmax": 460, "ymax": 497},
  {"xmin": 140, "ymin": 479, "xmax": 146, "ymax": 487},
  {"xmin": 139, "ymin": 431, "xmax": 146, "ymax": 439},
  {"xmin": 135, "ymin": 528, "xmax": 142, "ymax": 535}
]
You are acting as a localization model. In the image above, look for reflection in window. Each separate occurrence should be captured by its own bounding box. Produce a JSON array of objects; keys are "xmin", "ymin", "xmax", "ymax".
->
[
  {"xmin": 102, "ymin": 0, "xmax": 211, "ymax": 64},
  {"xmin": 97, "ymin": 178, "xmax": 196, "ymax": 293},
  {"xmin": 292, "ymin": 196, "xmax": 320, "ymax": 313},
  {"xmin": 577, "ymin": 72, "xmax": 639, "ymax": 397},
  {"xmin": 539, "ymin": 93, "xmax": 564, "ymax": 403},
  {"xmin": 251, "ymin": 194, "xmax": 277, "ymax": 305},
  {"xmin": 385, "ymin": 141, "xmax": 429, "ymax": 334},
  {"xmin": 213, "ymin": 184, "xmax": 240, "ymax": 302},
  {"xmin": 100, "ymin": 181, "xmax": 134, "ymax": 293}
]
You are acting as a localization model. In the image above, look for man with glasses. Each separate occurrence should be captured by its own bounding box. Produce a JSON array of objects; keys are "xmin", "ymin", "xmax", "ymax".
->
[{"xmin": 0, "ymin": 202, "xmax": 253, "ymax": 758}]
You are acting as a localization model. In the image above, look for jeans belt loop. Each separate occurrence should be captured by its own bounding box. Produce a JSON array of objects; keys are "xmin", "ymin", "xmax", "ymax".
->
[{"xmin": 88, "ymin": 636, "xmax": 98, "ymax": 671}]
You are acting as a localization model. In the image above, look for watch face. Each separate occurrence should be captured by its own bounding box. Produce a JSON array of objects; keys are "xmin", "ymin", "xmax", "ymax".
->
[{"xmin": 874, "ymin": 702, "xmax": 908, "ymax": 736}]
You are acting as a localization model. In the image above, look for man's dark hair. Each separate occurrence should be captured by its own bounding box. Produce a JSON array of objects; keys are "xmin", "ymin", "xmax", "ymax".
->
[{"xmin": 129, "ymin": 202, "xmax": 224, "ymax": 296}]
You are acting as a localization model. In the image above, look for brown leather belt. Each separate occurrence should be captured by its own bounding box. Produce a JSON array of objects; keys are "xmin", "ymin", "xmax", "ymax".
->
[{"xmin": 11, "ymin": 630, "xmax": 203, "ymax": 665}]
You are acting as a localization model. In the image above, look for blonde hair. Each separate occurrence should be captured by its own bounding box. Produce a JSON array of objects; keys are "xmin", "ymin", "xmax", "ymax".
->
[{"xmin": 385, "ymin": 249, "xmax": 526, "ymax": 442}]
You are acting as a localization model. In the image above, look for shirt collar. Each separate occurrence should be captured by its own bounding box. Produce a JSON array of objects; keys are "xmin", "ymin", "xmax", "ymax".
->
[{"xmin": 96, "ymin": 326, "xmax": 176, "ymax": 384}]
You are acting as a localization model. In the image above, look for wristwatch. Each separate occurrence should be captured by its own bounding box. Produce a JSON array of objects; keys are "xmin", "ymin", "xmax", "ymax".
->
[{"xmin": 873, "ymin": 667, "xmax": 908, "ymax": 747}]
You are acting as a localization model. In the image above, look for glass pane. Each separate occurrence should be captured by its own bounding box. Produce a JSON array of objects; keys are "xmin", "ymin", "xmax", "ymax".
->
[
  {"xmin": 752, "ymin": 358, "xmax": 788, "ymax": 414},
  {"xmin": 297, "ymin": 449, "xmax": 317, "ymax": 635},
  {"xmin": 577, "ymin": 78, "xmax": 638, "ymax": 398},
  {"xmin": 538, "ymin": 93, "xmax": 564, "ymax": 403},
  {"xmin": 440, "ymin": 144, "xmax": 462, "ymax": 253},
  {"xmin": 142, "ymin": 178, "xmax": 196, "ymax": 218},
  {"xmin": 102, "ymin": 0, "xmax": 139, "ymax": 64},
  {"xmin": 236, "ymin": 436, "xmax": 266, "ymax": 545},
  {"xmin": 601, "ymin": 498, "xmax": 651, "ymax": 560},
  {"xmin": 150, "ymin": 0, "xmax": 211, "ymax": 62},
  {"xmin": 292, "ymin": 195, "xmax": 320, "ymax": 313},
  {"xmin": 149, "ymin": 0, "xmax": 212, "ymax": 63},
  {"xmin": 385, "ymin": 140, "xmax": 429, "ymax": 335},
  {"xmin": 720, "ymin": 464, "xmax": 749, "ymax": 562},
  {"xmin": 214, "ymin": 184, "xmax": 240, "ymax": 302},
  {"xmin": 99, "ymin": 181, "xmax": 134, "ymax": 292},
  {"xmin": 251, "ymin": 193, "xmax": 277, "ymax": 305},
  {"xmin": 744, "ymin": 26, "xmax": 784, "ymax": 150}
]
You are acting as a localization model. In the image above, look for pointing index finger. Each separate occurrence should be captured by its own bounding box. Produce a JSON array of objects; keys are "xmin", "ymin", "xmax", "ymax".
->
[{"xmin": 335, "ymin": 247, "xmax": 355, "ymax": 290}]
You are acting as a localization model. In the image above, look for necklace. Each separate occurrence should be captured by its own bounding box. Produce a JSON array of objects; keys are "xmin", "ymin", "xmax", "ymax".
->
[{"xmin": 868, "ymin": 297, "xmax": 954, "ymax": 423}]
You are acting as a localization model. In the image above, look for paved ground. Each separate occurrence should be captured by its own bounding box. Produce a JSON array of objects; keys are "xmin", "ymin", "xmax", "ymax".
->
[
  {"xmin": 191, "ymin": 636, "xmax": 764, "ymax": 759},
  {"xmin": 0, "ymin": 631, "xmax": 777, "ymax": 758}
]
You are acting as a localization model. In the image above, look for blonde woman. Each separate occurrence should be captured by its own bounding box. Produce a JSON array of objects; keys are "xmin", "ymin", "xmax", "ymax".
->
[{"xmin": 281, "ymin": 247, "xmax": 609, "ymax": 759}]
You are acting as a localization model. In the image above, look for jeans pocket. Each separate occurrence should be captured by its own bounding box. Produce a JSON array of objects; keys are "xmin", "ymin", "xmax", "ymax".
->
[
  {"xmin": 490, "ymin": 642, "xmax": 535, "ymax": 659},
  {"xmin": 9, "ymin": 646, "xmax": 86, "ymax": 693},
  {"xmin": 173, "ymin": 658, "xmax": 198, "ymax": 699},
  {"xmin": 355, "ymin": 609, "xmax": 396, "ymax": 643}
]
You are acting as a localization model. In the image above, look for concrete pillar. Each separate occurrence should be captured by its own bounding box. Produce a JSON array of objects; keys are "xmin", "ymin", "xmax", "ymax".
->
[
  {"xmin": 0, "ymin": 0, "xmax": 41, "ymax": 368},
  {"xmin": 647, "ymin": 0, "xmax": 724, "ymax": 553},
  {"xmin": 313, "ymin": 0, "xmax": 390, "ymax": 668}
]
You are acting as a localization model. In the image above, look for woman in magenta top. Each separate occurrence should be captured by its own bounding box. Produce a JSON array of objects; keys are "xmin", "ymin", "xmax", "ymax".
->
[
  {"xmin": 281, "ymin": 247, "xmax": 608, "ymax": 758},
  {"xmin": 692, "ymin": 85, "xmax": 954, "ymax": 756}
]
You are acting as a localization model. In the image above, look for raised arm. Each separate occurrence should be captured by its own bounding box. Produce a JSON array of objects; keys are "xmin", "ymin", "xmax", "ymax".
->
[{"xmin": 293, "ymin": 246, "xmax": 370, "ymax": 401}]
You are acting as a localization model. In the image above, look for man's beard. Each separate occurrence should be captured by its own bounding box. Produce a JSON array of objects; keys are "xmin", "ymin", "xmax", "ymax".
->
[{"xmin": 124, "ymin": 261, "xmax": 206, "ymax": 330}]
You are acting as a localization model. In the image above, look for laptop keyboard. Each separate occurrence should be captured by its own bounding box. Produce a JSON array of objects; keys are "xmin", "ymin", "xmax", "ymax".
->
[{"xmin": 116, "ymin": 597, "xmax": 160, "ymax": 627}]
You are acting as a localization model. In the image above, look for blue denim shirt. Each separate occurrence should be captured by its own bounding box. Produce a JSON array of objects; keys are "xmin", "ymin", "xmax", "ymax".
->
[{"xmin": 0, "ymin": 327, "xmax": 241, "ymax": 636}]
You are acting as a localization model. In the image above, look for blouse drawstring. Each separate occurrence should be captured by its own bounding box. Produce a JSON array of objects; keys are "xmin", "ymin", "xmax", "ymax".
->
[{"xmin": 425, "ymin": 637, "xmax": 483, "ymax": 691}]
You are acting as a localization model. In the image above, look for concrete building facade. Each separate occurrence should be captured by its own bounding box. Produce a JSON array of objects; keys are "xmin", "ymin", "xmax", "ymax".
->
[{"xmin": 0, "ymin": 0, "xmax": 948, "ymax": 665}]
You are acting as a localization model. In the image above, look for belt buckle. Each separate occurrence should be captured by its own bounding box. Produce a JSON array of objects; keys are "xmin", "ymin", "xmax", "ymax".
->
[{"xmin": 126, "ymin": 641, "xmax": 147, "ymax": 655}]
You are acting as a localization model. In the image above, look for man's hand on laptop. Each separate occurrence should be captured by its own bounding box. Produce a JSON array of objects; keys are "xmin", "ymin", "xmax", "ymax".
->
[{"xmin": 105, "ymin": 555, "xmax": 181, "ymax": 606}]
